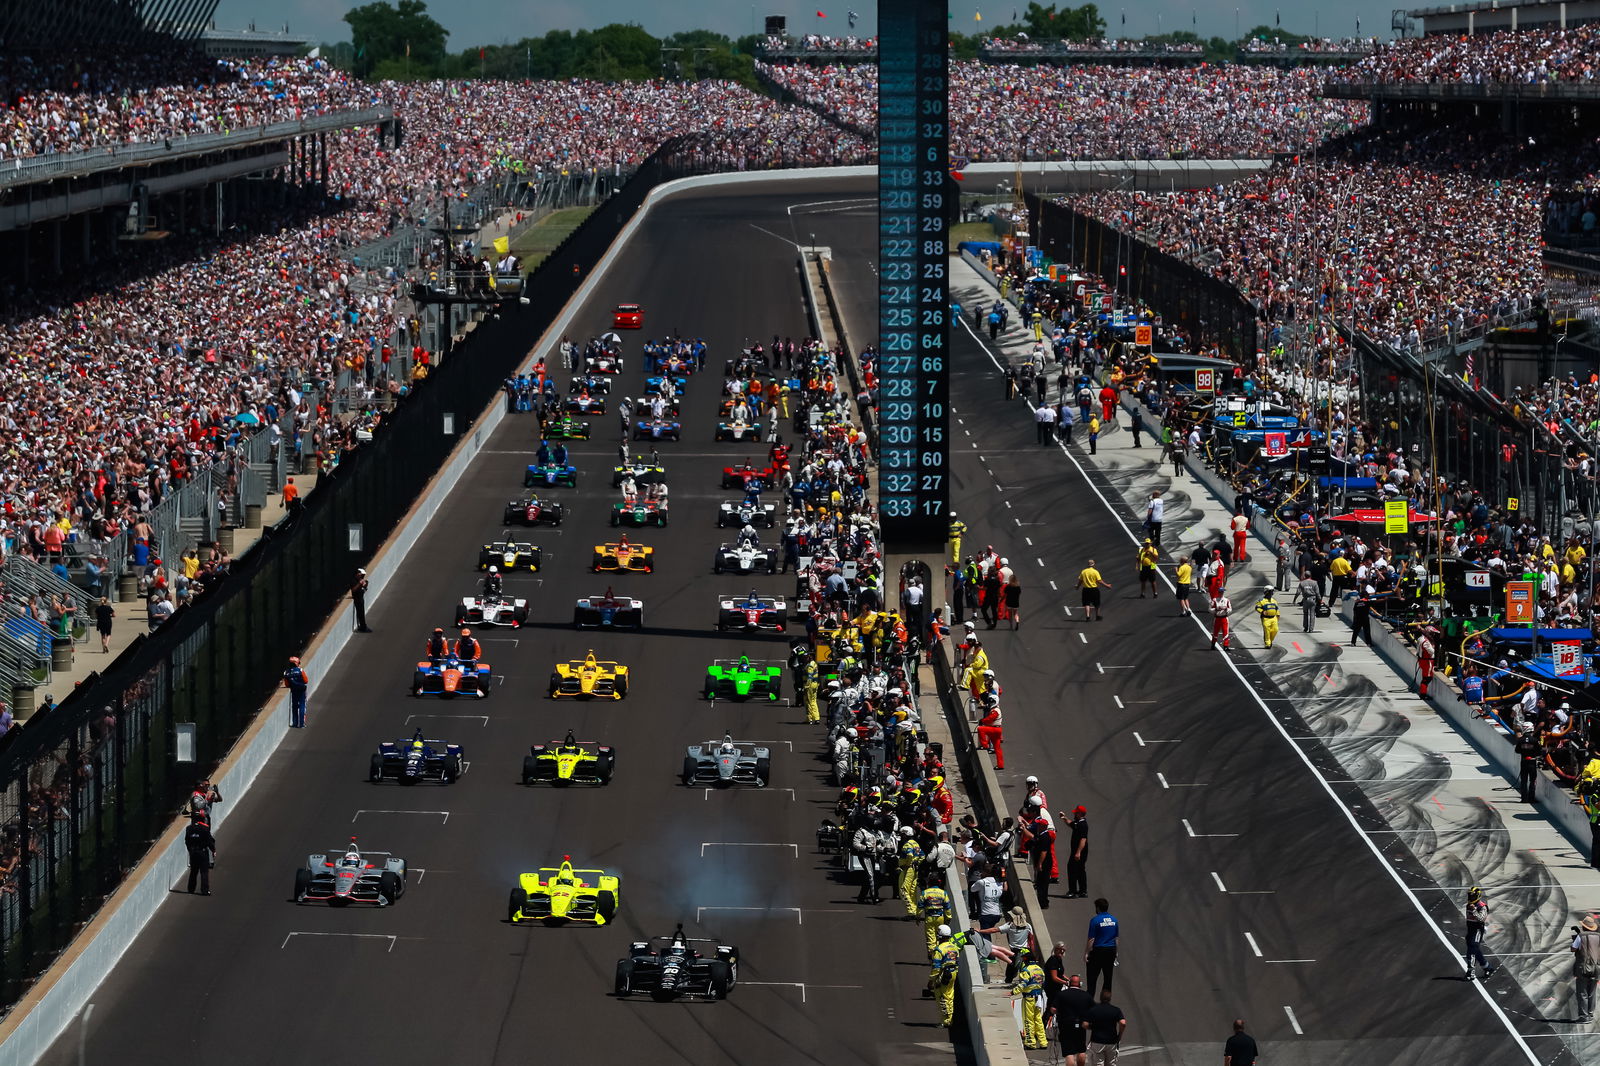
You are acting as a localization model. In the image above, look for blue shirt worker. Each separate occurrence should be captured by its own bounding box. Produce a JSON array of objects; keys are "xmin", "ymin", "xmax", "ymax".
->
[
  {"xmin": 1085, "ymin": 897, "xmax": 1120, "ymax": 1000},
  {"xmin": 282, "ymin": 656, "xmax": 310, "ymax": 729}
]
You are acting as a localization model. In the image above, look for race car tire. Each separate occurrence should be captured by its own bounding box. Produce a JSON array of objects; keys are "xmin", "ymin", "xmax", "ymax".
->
[
  {"xmin": 522, "ymin": 755, "xmax": 538, "ymax": 786},
  {"xmin": 617, "ymin": 674, "xmax": 629, "ymax": 696},
  {"xmin": 444, "ymin": 754, "xmax": 463, "ymax": 783},
  {"xmin": 596, "ymin": 890, "xmax": 618, "ymax": 923},
  {"xmin": 596, "ymin": 754, "xmax": 615, "ymax": 783},
  {"xmin": 713, "ymin": 561, "xmax": 723, "ymax": 574},
  {"xmin": 515, "ymin": 606, "xmax": 529, "ymax": 624},
  {"xmin": 614, "ymin": 960, "xmax": 634, "ymax": 997},
  {"xmin": 766, "ymin": 562, "xmax": 776, "ymax": 574},
  {"xmin": 704, "ymin": 680, "xmax": 716, "ymax": 700},
  {"xmin": 547, "ymin": 674, "xmax": 560, "ymax": 697},
  {"xmin": 681, "ymin": 756, "xmax": 698, "ymax": 786},
  {"xmin": 369, "ymin": 753, "xmax": 384, "ymax": 783},
  {"xmin": 553, "ymin": 511, "xmax": 563, "ymax": 525},
  {"xmin": 708, "ymin": 961, "xmax": 733, "ymax": 1000},
  {"xmin": 610, "ymin": 514, "xmax": 620, "ymax": 527},
  {"xmin": 454, "ymin": 606, "xmax": 467, "ymax": 626},
  {"xmin": 294, "ymin": 867, "xmax": 312, "ymax": 902},
  {"xmin": 508, "ymin": 887, "xmax": 527, "ymax": 924},
  {"xmin": 755, "ymin": 758, "xmax": 772, "ymax": 789},
  {"xmin": 379, "ymin": 871, "xmax": 402, "ymax": 904}
]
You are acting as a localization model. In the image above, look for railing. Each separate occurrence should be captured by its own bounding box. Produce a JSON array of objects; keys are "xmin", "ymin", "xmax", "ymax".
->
[
  {"xmin": 0, "ymin": 106, "xmax": 394, "ymax": 190},
  {"xmin": 1323, "ymin": 80, "xmax": 1600, "ymax": 100}
]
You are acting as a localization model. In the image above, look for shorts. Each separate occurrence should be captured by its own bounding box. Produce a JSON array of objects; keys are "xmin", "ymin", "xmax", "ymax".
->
[
  {"xmin": 1175, "ymin": 583, "xmax": 1190, "ymax": 600},
  {"xmin": 1139, "ymin": 567, "xmax": 1156, "ymax": 580},
  {"xmin": 1081, "ymin": 587, "xmax": 1100, "ymax": 608},
  {"xmin": 1061, "ymin": 1028, "xmax": 1087, "ymax": 1055}
]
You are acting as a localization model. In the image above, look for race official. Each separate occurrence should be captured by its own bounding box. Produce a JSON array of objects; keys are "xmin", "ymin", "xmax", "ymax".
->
[
  {"xmin": 1209, "ymin": 593, "xmax": 1233, "ymax": 650},
  {"xmin": 351, "ymin": 567, "xmax": 370, "ymax": 632},
  {"xmin": 920, "ymin": 883, "xmax": 953, "ymax": 955},
  {"xmin": 929, "ymin": 926, "xmax": 961, "ymax": 1028},
  {"xmin": 1085, "ymin": 898, "xmax": 1119, "ymax": 999},
  {"xmin": 185, "ymin": 814, "xmax": 215, "ymax": 895},
  {"xmin": 1254, "ymin": 588, "xmax": 1280, "ymax": 649},
  {"xmin": 1077, "ymin": 560, "xmax": 1110, "ymax": 622},
  {"xmin": 1417, "ymin": 629, "xmax": 1437, "ymax": 697},
  {"xmin": 282, "ymin": 656, "xmax": 310, "ymax": 729},
  {"xmin": 1174, "ymin": 557, "xmax": 1193, "ymax": 616},
  {"xmin": 898, "ymin": 828, "xmax": 924, "ymax": 916}
]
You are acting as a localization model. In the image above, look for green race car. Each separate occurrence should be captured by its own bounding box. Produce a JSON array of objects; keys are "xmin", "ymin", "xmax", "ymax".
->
[
  {"xmin": 704, "ymin": 655, "xmax": 782, "ymax": 701},
  {"xmin": 543, "ymin": 415, "xmax": 591, "ymax": 440}
]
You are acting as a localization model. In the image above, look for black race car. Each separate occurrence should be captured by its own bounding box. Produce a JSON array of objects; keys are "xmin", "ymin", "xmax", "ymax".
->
[
  {"xmin": 615, "ymin": 925, "xmax": 740, "ymax": 1002},
  {"xmin": 369, "ymin": 730, "xmax": 465, "ymax": 784},
  {"xmin": 503, "ymin": 496, "xmax": 565, "ymax": 526},
  {"xmin": 479, "ymin": 537, "xmax": 543, "ymax": 571}
]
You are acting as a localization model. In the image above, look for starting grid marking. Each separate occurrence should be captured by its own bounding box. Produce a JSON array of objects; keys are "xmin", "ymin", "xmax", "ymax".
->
[
  {"xmin": 282, "ymin": 932, "xmax": 399, "ymax": 951},
  {"xmin": 699, "ymin": 843, "xmax": 799, "ymax": 857},
  {"xmin": 739, "ymin": 981, "xmax": 863, "ymax": 1003},
  {"xmin": 352, "ymin": 810, "xmax": 451, "ymax": 824},
  {"xmin": 694, "ymin": 906, "xmax": 854, "ymax": 925},
  {"xmin": 404, "ymin": 715, "xmax": 489, "ymax": 726},
  {"xmin": 1182, "ymin": 818, "xmax": 1238, "ymax": 839}
]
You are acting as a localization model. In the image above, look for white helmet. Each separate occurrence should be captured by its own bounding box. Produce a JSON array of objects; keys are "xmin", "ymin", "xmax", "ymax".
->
[
  {"xmin": 1025, "ymin": 775, "xmax": 1039, "ymax": 786},
  {"xmin": 488, "ymin": 565, "xmax": 498, "ymax": 573},
  {"xmin": 845, "ymin": 727, "xmax": 858, "ymax": 739},
  {"xmin": 1027, "ymin": 795, "xmax": 1041, "ymax": 807},
  {"xmin": 937, "ymin": 924, "xmax": 952, "ymax": 938},
  {"xmin": 900, "ymin": 825, "xmax": 914, "ymax": 837},
  {"xmin": 1000, "ymin": 558, "xmax": 1009, "ymax": 566}
]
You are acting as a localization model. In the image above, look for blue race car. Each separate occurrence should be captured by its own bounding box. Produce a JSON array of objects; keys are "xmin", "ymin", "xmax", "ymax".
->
[
  {"xmin": 574, "ymin": 589, "xmax": 645, "ymax": 629},
  {"xmin": 649, "ymin": 351, "xmax": 697, "ymax": 376},
  {"xmin": 644, "ymin": 375, "xmax": 689, "ymax": 398},
  {"xmin": 570, "ymin": 373, "xmax": 612, "ymax": 395},
  {"xmin": 411, "ymin": 656, "xmax": 494, "ymax": 698},
  {"xmin": 370, "ymin": 729, "xmax": 465, "ymax": 784},
  {"xmin": 526, "ymin": 463, "xmax": 578, "ymax": 488},
  {"xmin": 633, "ymin": 419, "xmax": 682, "ymax": 441}
]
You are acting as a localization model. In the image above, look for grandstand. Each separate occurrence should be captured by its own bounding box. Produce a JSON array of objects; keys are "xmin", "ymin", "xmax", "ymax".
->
[{"xmin": 1406, "ymin": 0, "xmax": 1600, "ymax": 35}]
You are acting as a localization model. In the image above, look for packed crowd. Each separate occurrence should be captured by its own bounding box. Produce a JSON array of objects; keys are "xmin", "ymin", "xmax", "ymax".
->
[
  {"xmin": 1067, "ymin": 123, "xmax": 1564, "ymax": 354},
  {"xmin": 1240, "ymin": 37, "xmax": 1377, "ymax": 54},
  {"xmin": 758, "ymin": 60, "xmax": 1366, "ymax": 158},
  {"xmin": 760, "ymin": 34, "xmax": 877, "ymax": 54},
  {"xmin": 1331, "ymin": 24, "xmax": 1600, "ymax": 83},
  {"xmin": 0, "ymin": 57, "xmax": 880, "ymax": 591},
  {"xmin": 0, "ymin": 53, "xmax": 378, "ymax": 161}
]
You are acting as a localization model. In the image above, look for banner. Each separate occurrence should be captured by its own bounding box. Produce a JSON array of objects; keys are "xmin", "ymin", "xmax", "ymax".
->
[
  {"xmin": 1504, "ymin": 580, "xmax": 1536, "ymax": 625},
  {"xmin": 1134, "ymin": 324, "xmax": 1152, "ymax": 346},
  {"xmin": 1553, "ymin": 640, "xmax": 1584, "ymax": 677},
  {"xmin": 1263, "ymin": 432, "xmax": 1287, "ymax": 457},
  {"xmin": 1384, "ymin": 499, "xmax": 1409, "ymax": 535},
  {"xmin": 1195, "ymin": 369, "xmax": 1214, "ymax": 393}
]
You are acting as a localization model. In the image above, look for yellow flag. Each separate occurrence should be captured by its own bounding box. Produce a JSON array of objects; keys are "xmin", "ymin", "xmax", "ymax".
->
[
  {"xmin": 493, "ymin": 236, "xmax": 510, "ymax": 256},
  {"xmin": 974, "ymin": 9, "xmax": 982, "ymax": 19}
]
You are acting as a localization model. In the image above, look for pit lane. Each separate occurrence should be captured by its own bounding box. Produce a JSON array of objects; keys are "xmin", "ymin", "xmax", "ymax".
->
[{"xmin": 37, "ymin": 180, "xmax": 950, "ymax": 1066}]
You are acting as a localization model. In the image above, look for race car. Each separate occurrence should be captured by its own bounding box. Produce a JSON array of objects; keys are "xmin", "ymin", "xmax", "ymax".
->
[
  {"xmin": 612, "ymin": 460, "xmax": 667, "ymax": 488},
  {"xmin": 613, "ymin": 303, "xmax": 643, "ymax": 329},
  {"xmin": 644, "ymin": 374, "xmax": 688, "ymax": 398},
  {"xmin": 715, "ymin": 419, "xmax": 763, "ymax": 443},
  {"xmin": 294, "ymin": 838, "xmax": 407, "ymax": 907},
  {"xmin": 523, "ymin": 463, "xmax": 578, "ymax": 490},
  {"xmin": 649, "ymin": 351, "xmax": 695, "ymax": 376},
  {"xmin": 632, "ymin": 419, "xmax": 682, "ymax": 442},
  {"xmin": 592, "ymin": 540, "xmax": 654, "ymax": 573},
  {"xmin": 574, "ymin": 589, "xmax": 645, "ymax": 629},
  {"xmin": 523, "ymin": 733, "xmax": 615, "ymax": 786},
  {"xmin": 704, "ymin": 656, "xmax": 783, "ymax": 701},
  {"xmin": 411, "ymin": 655, "xmax": 494, "ymax": 698},
  {"xmin": 681, "ymin": 735, "xmax": 772, "ymax": 788},
  {"xmin": 505, "ymin": 493, "xmax": 566, "ymax": 525},
  {"xmin": 549, "ymin": 650, "xmax": 630, "ymax": 699},
  {"xmin": 563, "ymin": 391, "xmax": 607, "ymax": 415},
  {"xmin": 570, "ymin": 373, "xmax": 612, "ymax": 395},
  {"xmin": 615, "ymin": 925, "xmax": 740, "ymax": 1001},
  {"xmin": 715, "ymin": 592, "xmax": 787, "ymax": 632},
  {"xmin": 720, "ymin": 462, "xmax": 781, "ymax": 490},
  {"xmin": 713, "ymin": 541, "xmax": 775, "ymax": 575},
  {"xmin": 587, "ymin": 348, "xmax": 624, "ymax": 374},
  {"xmin": 508, "ymin": 856, "xmax": 620, "ymax": 925},
  {"xmin": 543, "ymin": 415, "xmax": 591, "ymax": 440},
  {"xmin": 455, "ymin": 594, "xmax": 529, "ymax": 627},
  {"xmin": 369, "ymin": 729, "xmax": 465, "ymax": 784},
  {"xmin": 717, "ymin": 498, "xmax": 777, "ymax": 528},
  {"xmin": 478, "ymin": 537, "xmax": 543, "ymax": 572},
  {"xmin": 611, "ymin": 499, "xmax": 668, "ymax": 527}
]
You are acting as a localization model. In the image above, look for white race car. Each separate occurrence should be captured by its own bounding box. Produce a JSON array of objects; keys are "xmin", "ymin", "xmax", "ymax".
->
[
  {"xmin": 455, "ymin": 595, "xmax": 530, "ymax": 628},
  {"xmin": 713, "ymin": 542, "xmax": 776, "ymax": 575}
]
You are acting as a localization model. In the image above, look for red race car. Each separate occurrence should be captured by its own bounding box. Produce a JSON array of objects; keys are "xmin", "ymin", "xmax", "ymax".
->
[
  {"xmin": 612, "ymin": 303, "xmax": 643, "ymax": 329},
  {"xmin": 720, "ymin": 462, "xmax": 782, "ymax": 491}
]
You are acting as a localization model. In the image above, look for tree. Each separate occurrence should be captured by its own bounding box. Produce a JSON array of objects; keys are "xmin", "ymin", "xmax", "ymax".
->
[
  {"xmin": 1241, "ymin": 23, "xmax": 1315, "ymax": 46},
  {"xmin": 1018, "ymin": 2, "xmax": 1107, "ymax": 41},
  {"xmin": 343, "ymin": 0, "xmax": 449, "ymax": 78}
]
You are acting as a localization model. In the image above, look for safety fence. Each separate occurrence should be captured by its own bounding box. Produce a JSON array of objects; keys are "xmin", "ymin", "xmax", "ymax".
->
[{"xmin": 0, "ymin": 138, "xmax": 704, "ymax": 1013}]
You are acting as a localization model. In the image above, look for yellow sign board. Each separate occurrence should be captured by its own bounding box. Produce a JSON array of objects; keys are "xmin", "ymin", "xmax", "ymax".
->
[
  {"xmin": 1384, "ymin": 499, "xmax": 1409, "ymax": 534},
  {"xmin": 1507, "ymin": 497, "xmax": 1519, "ymax": 512}
]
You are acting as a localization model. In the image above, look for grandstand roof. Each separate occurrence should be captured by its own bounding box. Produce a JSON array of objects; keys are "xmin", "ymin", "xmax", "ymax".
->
[
  {"xmin": 1405, "ymin": 0, "xmax": 1600, "ymax": 33},
  {"xmin": 0, "ymin": 0, "xmax": 221, "ymax": 51},
  {"xmin": 199, "ymin": 25, "xmax": 311, "ymax": 58}
]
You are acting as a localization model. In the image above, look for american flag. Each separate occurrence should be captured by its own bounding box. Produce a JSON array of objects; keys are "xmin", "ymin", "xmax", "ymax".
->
[{"xmin": 1463, "ymin": 351, "xmax": 1474, "ymax": 386}]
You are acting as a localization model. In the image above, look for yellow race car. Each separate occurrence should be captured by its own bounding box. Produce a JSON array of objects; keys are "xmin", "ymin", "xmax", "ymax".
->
[
  {"xmin": 548, "ymin": 650, "xmax": 629, "ymax": 699},
  {"xmin": 508, "ymin": 857, "xmax": 620, "ymax": 925},
  {"xmin": 592, "ymin": 538, "xmax": 654, "ymax": 573}
]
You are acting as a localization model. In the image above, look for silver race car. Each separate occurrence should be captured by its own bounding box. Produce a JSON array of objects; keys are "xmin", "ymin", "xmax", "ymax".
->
[
  {"xmin": 294, "ymin": 838, "xmax": 407, "ymax": 906},
  {"xmin": 713, "ymin": 542, "xmax": 775, "ymax": 575},
  {"xmin": 717, "ymin": 499, "xmax": 777, "ymax": 528},
  {"xmin": 681, "ymin": 735, "xmax": 771, "ymax": 788}
]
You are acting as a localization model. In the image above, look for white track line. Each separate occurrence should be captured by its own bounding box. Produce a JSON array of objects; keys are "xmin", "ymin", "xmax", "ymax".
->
[
  {"xmin": 1284, "ymin": 1006, "xmax": 1304, "ymax": 1035},
  {"xmin": 1211, "ymin": 871, "xmax": 1227, "ymax": 892},
  {"xmin": 1245, "ymin": 932, "xmax": 1263, "ymax": 957},
  {"xmin": 956, "ymin": 314, "xmax": 1539, "ymax": 1063}
]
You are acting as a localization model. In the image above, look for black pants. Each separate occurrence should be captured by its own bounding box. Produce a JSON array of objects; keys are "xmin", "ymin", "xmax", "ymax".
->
[
  {"xmin": 353, "ymin": 593, "xmax": 368, "ymax": 631},
  {"xmin": 1350, "ymin": 614, "xmax": 1370, "ymax": 646},
  {"xmin": 1036, "ymin": 422, "xmax": 1052, "ymax": 445},
  {"xmin": 1131, "ymin": 427, "xmax": 1142, "ymax": 448},
  {"xmin": 187, "ymin": 849, "xmax": 210, "ymax": 893},
  {"xmin": 1066, "ymin": 851, "xmax": 1087, "ymax": 897},
  {"xmin": 981, "ymin": 595, "xmax": 998, "ymax": 628},
  {"xmin": 1086, "ymin": 946, "xmax": 1116, "ymax": 999},
  {"xmin": 952, "ymin": 595, "xmax": 965, "ymax": 624},
  {"xmin": 1520, "ymin": 759, "xmax": 1540, "ymax": 803}
]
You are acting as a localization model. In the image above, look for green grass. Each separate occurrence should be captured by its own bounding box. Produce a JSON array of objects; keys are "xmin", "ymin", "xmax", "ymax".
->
[
  {"xmin": 509, "ymin": 207, "xmax": 597, "ymax": 270},
  {"xmin": 950, "ymin": 220, "xmax": 997, "ymax": 246}
]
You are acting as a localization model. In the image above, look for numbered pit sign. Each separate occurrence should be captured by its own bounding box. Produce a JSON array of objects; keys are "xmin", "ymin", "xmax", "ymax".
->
[{"xmin": 1195, "ymin": 369, "xmax": 1214, "ymax": 393}]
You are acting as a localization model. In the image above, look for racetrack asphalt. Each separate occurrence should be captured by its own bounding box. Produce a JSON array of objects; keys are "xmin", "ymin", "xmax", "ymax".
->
[{"xmin": 38, "ymin": 180, "xmax": 959, "ymax": 1066}]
